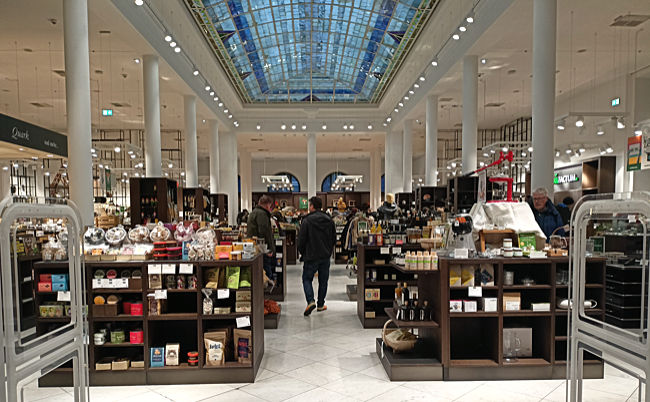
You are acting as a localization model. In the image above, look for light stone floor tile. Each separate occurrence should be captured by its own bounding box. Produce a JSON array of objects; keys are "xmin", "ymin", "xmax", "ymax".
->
[
  {"xmin": 255, "ymin": 368, "xmax": 280, "ymax": 381},
  {"xmin": 260, "ymin": 351, "xmax": 314, "ymax": 374},
  {"xmin": 282, "ymin": 387, "xmax": 359, "ymax": 402},
  {"xmin": 321, "ymin": 372, "xmax": 402, "ymax": 401},
  {"xmin": 321, "ymin": 351, "xmax": 381, "ymax": 373},
  {"xmin": 455, "ymin": 384, "xmax": 542, "ymax": 402},
  {"xmin": 371, "ymin": 385, "xmax": 454, "ymax": 402},
  {"xmin": 284, "ymin": 361, "xmax": 354, "ymax": 386},
  {"xmin": 286, "ymin": 343, "xmax": 348, "ymax": 361},
  {"xmin": 402, "ymin": 380, "xmax": 483, "ymax": 400},
  {"xmin": 238, "ymin": 374, "xmax": 316, "ymax": 402},
  {"xmin": 543, "ymin": 382, "xmax": 630, "ymax": 402},
  {"xmin": 150, "ymin": 384, "xmax": 233, "ymax": 401},
  {"xmin": 480, "ymin": 379, "xmax": 564, "ymax": 399},
  {"xmin": 199, "ymin": 389, "xmax": 266, "ymax": 402}
]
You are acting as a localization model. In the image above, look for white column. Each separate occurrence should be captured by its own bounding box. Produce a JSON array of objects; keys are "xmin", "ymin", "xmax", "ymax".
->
[
  {"xmin": 219, "ymin": 130, "xmax": 238, "ymax": 225},
  {"xmin": 183, "ymin": 95, "xmax": 198, "ymax": 187},
  {"xmin": 462, "ymin": 55, "xmax": 478, "ymax": 175},
  {"xmin": 239, "ymin": 149, "xmax": 251, "ymax": 211},
  {"xmin": 390, "ymin": 128, "xmax": 403, "ymax": 194},
  {"xmin": 208, "ymin": 119, "xmax": 220, "ymax": 194},
  {"xmin": 531, "ymin": 0, "xmax": 557, "ymax": 193},
  {"xmin": 63, "ymin": 0, "xmax": 94, "ymax": 226},
  {"xmin": 402, "ymin": 120, "xmax": 413, "ymax": 193},
  {"xmin": 307, "ymin": 133, "xmax": 317, "ymax": 198},
  {"xmin": 425, "ymin": 95, "xmax": 439, "ymax": 186},
  {"xmin": 0, "ymin": 161, "xmax": 11, "ymax": 200},
  {"xmin": 143, "ymin": 54, "xmax": 162, "ymax": 177},
  {"xmin": 384, "ymin": 131, "xmax": 391, "ymax": 198},
  {"xmin": 370, "ymin": 148, "xmax": 382, "ymax": 209}
]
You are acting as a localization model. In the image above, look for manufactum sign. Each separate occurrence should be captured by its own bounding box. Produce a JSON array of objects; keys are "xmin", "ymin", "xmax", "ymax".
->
[
  {"xmin": 554, "ymin": 173, "xmax": 580, "ymax": 185},
  {"xmin": 0, "ymin": 113, "xmax": 68, "ymax": 157}
]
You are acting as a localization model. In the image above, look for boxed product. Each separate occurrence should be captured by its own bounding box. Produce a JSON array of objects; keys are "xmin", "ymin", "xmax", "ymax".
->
[
  {"xmin": 503, "ymin": 292, "xmax": 521, "ymax": 311},
  {"xmin": 531, "ymin": 302, "xmax": 550, "ymax": 312},
  {"xmin": 235, "ymin": 301, "xmax": 252, "ymax": 313},
  {"xmin": 503, "ymin": 327, "xmax": 532, "ymax": 357},
  {"xmin": 38, "ymin": 282, "xmax": 52, "ymax": 292},
  {"xmin": 449, "ymin": 300, "xmax": 463, "ymax": 312},
  {"xmin": 51, "ymin": 282, "xmax": 68, "ymax": 291},
  {"xmin": 95, "ymin": 357, "xmax": 114, "ymax": 371},
  {"xmin": 150, "ymin": 347, "xmax": 165, "ymax": 367},
  {"xmin": 482, "ymin": 297, "xmax": 498, "ymax": 312},
  {"xmin": 213, "ymin": 307, "xmax": 231, "ymax": 314},
  {"xmin": 460, "ymin": 266, "xmax": 475, "ymax": 287},
  {"xmin": 463, "ymin": 300, "xmax": 477, "ymax": 312},
  {"xmin": 165, "ymin": 343, "xmax": 180, "ymax": 366},
  {"xmin": 449, "ymin": 265, "xmax": 462, "ymax": 287},
  {"xmin": 478, "ymin": 264, "xmax": 495, "ymax": 286},
  {"xmin": 111, "ymin": 358, "xmax": 130, "ymax": 371},
  {"xmin": 131, "ymin": 360, "xmax": 145, "ymax": 368},
  {"xmin": 365, "ymin": 311, "xmax": 376, "ymax": 319},
  {"xmin": 226, "ymin": 266, "xmax": 241, "ymax": 289},
  {"xmin": 236, "ymin": 290, "xmax": 252, "ymax": 302},
  {"xmin": 204, "ymin": 330, "xmax": 227, "ymax": 366},
  {"xmin": 233, "ymin": 329, "xmax": 252, "ymax": 363}
]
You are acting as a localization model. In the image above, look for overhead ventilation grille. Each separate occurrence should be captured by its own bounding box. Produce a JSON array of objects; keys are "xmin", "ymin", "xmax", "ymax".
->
[
  {"xmin": 111, "ymin": 102, "xmax": 132, "ymax": 108},
  {"xmin": 30, "ymin": 102, "xmax": 53, "ymax": 108},
  {"xmin": 53, "ymin": 70, "xmax": 65, "ymax": 77},
  {"xmin": 610, "ymin": 14, "xmax": 650, "ymax": 27},
  {"xmin": 485, "ymin": 102, "xmax": 505, "ymax": 108}
]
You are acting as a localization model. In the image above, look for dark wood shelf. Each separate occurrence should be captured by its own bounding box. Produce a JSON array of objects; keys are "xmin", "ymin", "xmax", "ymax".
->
[
  {"xmin": 450, "ymin": 312, "xmax": 498, "ymax": 318},
  {"xmin": 148, "ymin": 363, "xmax": 199, "ymax": 370},
  {"xmin": 92, "ymin": 315, "xmax": 143, "ymax": 322},
  {"xmin": 364, "ymin": 298, "xmax": 395, "ymax": 303},
  {"xmin": 555, "ymin": 336, "xmax": 568, "ymax": 341},
  {"xmin": 555, "ymin": 284, "xmax": 603, "ymax": 289},
  {"xmin": 201, "ymin": 313, "xmax": 249, "ymax": 319},
  {"xmin": 503, "ymin": 310, "xmax": 552, "ymax": 316},
  {"xmin": 449, "ymin": 286, "xmax": 498, "ymax": 291},
  {"xmin": 365, "ymin": 280, "xmax": 417, "ymax": 286},
  {"xmin": 450, "ymin": 359, "xmax": 499, "ymax": 367},
  {"xmin": 384, "ymin": 308, "xmax": 439, "ymax": 328},
  {"xmin": 95, "ymin": 342, "xmax": 144, "ymax": 348},
  {"xmin": 36, "ymin": 317, "xmax": 70, "ymax": 323},
  {"xmin": 201, "ymin": 361, "xmax": 252, "ymax": 369},
  {"xmin": 92, "ymin": 289, "xmax": 143, "ymax": 294},
  {"xmin": 146, "ymin": 289, "xmax": 198, "ymax": 293},
  {"xmin": 391, "ymin": 263, "xmax": 439, "ymax": 275},
  {"xmin": 503, "ymin": 358, "xmax": 551, "ymax": 367},
  {"xmin": 147, "ymin": 313, "xmax": 198, "ymax": 320},
  {"xmin": 503, "ymin": 285, "xmax": 552, "ymax": 290}
]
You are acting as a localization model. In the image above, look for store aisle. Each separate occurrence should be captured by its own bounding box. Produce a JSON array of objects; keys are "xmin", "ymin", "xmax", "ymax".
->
[{"xmin": 27, "ymin": 263, "xmax": 642, "ymax": 401}]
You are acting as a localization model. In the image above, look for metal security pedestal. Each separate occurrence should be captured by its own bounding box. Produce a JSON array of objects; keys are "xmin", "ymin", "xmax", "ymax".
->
[
  {"xmin": 569, "ymin": 192, "xmax": 649, "ymax": 402},
  {"xmin": 0, "ymin": 198, "xmax": 88, "ymax": 401}
]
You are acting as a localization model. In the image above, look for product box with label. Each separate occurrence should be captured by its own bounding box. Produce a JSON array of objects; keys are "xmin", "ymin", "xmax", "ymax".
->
[
  {"xmin": 482, "ymin": 297, "xmax": 498, "ymax": 312},
  {"xmin": 503, "ymin": 327, "xmax": 532, "ymax": 357},
  {"xmin": 235, "ymin": 301, "xmax": 252, "ymax": 313},
  {"xmin": 531, "ymin": 302, "xmax": 550, "ymax": 312},
  {"xmin": 165, "ymin": 343, "xmax": 180, "ymax": 366},
  {"xmin": 236, "ymin": 290, "xmax": 252, "ymax": 302},
  {"xmin": 463, "ymin": 300, "xmax": 477, "ymax": 312},
  {"xmin": 150, "ymin": 347, "xmax": 165, "ymax": 367},
  {"xmin": 478, "ymin": 264, "xmax": 495, "ymax": 286},
  {"xmin": 449, "ymin": 265, "xmax": 462, "ymax": 287},
  {"xmin": 449, "ymin": 300, "xmax": 463, "ymax": 312},
  {"xmin": 365, "ymin": 311, "xmax": 376, "ymax": 319},
  {"xmin": 37, "ymin": 282, "xmax": 52, "ymax": 292},
  {"xmin": 461, "ymin": 266, "xmax": 475, "ymax": 287},
  {"xmin": 503, "ymin": 292, "xmax": 521, "ymax": 311}
]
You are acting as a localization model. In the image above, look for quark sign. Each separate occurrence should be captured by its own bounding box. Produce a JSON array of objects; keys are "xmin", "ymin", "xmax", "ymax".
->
[
  {"xmin": 0, "ymin": 113, "xmax": 67, "ymax": 157},
  {"xmin": 554, "ymin": 173, "xmax": 580, "ymax": 185}
]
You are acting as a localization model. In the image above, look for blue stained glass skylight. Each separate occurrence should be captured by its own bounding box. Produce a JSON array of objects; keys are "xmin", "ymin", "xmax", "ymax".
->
[{"xmin": 187, "ymin": 0, "xmax": 437, "ymax": 104}]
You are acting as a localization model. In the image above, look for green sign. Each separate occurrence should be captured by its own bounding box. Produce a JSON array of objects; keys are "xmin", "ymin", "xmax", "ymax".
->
[
  {"xmin": 299, "ymin": 196, "xmax": 308, "ymax": 210},
  {"xmin": 554, "ymin": 173, "xmax": 580, "ymax": 185}
]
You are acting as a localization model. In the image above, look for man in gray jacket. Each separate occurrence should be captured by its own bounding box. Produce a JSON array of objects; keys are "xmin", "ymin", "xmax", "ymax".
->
[
  {"xmin": 298, "ymin": 197, "xmax": 336, "ymax": 316},
  {"xmin": 247, "ymin": 195, "xmax": 276, "ymax": 286}
]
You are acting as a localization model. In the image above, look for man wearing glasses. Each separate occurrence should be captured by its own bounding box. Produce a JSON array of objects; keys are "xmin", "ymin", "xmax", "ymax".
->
[{"xmin": 530, "ymin": 187, "xmax": 565, "ymax": 240}]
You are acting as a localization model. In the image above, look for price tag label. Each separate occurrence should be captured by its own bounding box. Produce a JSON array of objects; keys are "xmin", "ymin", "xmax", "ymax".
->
[
  {"xmin": 380, "ymin": 247, "xmax": 390, "ymax": 255},
  {"xmin": 35, "ymin": 230, "xmax": 44, "ymax": 237},
  {"xmin": 217, "ymin": 289, "xmax": 230, "ymax": 299},
  {"xmin": 161, "ymin": 264, "xmax": 176, "ymax": 274},
  {"xmin": 276, "ymin": 253, "xmax": 283, "ymax": 259},
  {"xmin": 276, "ymin": 240, "xmax": 283, "ymax": 247},
  {"xmin": 454, "ymin": 248, "xmax": 469, "ymax": 259},
  {"xmin": 116, "ymin": 278, "xmax": 129, "ymax": 289},
  {"xmin": 154, "ymin": 289, "xmax": 167, "ymax": 300},
  {"xmin": 275, "ymin": 267, "xmax": 283, "ymax": 273},
  {"xmin": 628, "ymin": 214, "xmax": 636, "ymax": 223},
  {"xmin": 148, "ymin": 264, "xmax": 162, "ymax": 275},
  {"xmin": 468, "ymin": 286, "xmax": 482, "ymax": 297},
  {"xmin": 106, "ymin": 279, "xmax": 116, "ymax": 288},
  {"xmin": 236, "ymin": 315, "xmax": 251, "ymax": 328},
  {"xmin": 57, "ymin": 291, "xmax": 71, "ymax": 301},
  {"xmin": 179, "ymin": 264, "xmax": 193, "ymax": 274},
  {"xmin": 92, "ymin": 279, "xmax": 102, "ymax": 289},
  {"xmin": 393, "ymin": 247, "xmax": 402, "ymax": 255},
  {"xmin": 100, "ymin": 278, "xmax": 110, "ymax": 288}
]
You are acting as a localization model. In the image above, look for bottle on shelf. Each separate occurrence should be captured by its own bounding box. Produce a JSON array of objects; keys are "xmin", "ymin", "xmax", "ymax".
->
[
  {"xmin": 420, "ymin": 300, "xmax": 430, "ymax": 321},
  {"xmin": 401, "ymin": 282, "xmax": 410, "ymax": 305},
  {"xmin": 394, "ymin": 282, "xmax": 403, "ymax": 305},
  {"xmin": 400, "ymin": 300, "xmax": 409, "ymax": 321},
  {"xmin": 410, "ymin": 300, "xmax": 419, "ymax": 321},
  {"xmin": 376, "ymin": 223, "xmax": 384, "ymax": 246}
]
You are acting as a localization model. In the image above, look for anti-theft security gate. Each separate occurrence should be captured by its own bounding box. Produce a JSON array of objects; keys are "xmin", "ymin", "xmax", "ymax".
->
[{"xmin": 0, "ymin": 198, "xmax": 88, "ymax": 401}]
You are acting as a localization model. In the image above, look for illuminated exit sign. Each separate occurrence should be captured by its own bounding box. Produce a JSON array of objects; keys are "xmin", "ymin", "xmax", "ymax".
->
[
  {"xmin": 102, "ymin": 109, "xmax": 113, "ymax": 116},
  {"xmin": 611, "ymin": 97, "xmax": 620, "ymax": 107}
]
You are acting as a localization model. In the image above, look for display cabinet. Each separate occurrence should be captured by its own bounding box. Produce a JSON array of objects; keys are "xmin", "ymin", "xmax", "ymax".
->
[{"xmin": 129, "ymin": 178, "xmax": 179, "ymax": 225}]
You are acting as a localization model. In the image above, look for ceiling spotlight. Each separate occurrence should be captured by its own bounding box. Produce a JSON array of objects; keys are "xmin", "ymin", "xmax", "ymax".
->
[
  {"xmin": 606, "ymin": 145, "xmax": 614, "ymax": 153},
  {"xmin": 169, "ymin": 41, "xmax": 176, "ymax": 48},
  {"xmin": 398, "ymin": 102, "xmax": 404, "ymax": 107},
  {"xmin": 99, "ymin": 164, "xmax": 104, "ymax": 169},
  {"xmin": 134, "ymin": 58, "xmax": 141, "ymax": 64},
  {"xmin": 218, "ymin": 102, "xmax": 223, "ymax": 107},
  {"xmin": 202, "ymin": 119, "xmax": 206, "ymax": 123},
  {"xmin": 616, "ymin": 117, "xmax": 625, "ymax": 129},
  {"xmin": 205, "ymin": 85, "xmax": 210, "ymax": 91},
  {"xmin": 47, "ymin": 154, "xmax": 53, "ymax": 157},
  {"xmin": 180, "ymin": 172, "xmax": 185, "ymax": 176},
  {"xmin": 193, "ymin": 70, "xmax": 199, "ymax": 76},
  {"xmin": 599, "ymin": 147, "xmax": 606, "ymax": 155},
  {"xmin": 114, "ymin": 146, "xmax": 121, "ymax": 153},
  {"xmin": 386, "ymin": 117, "xmax": 392, "ymax": 122},
  {"xmin": 419, "ymin": 76, "xmax": 425, "ymax": 82},
  {"xmin": 291, "ymin": 124, "xmax": 296, "ymax": 130},
  {"xmin": 164, "ymin": 35, "xmax": 172, "ymax": 42},
  {"xmin": 383, "ymin": 122, "xmax": 387, "ymax": 127},
  {"xmin": 565, "ymin": 148, "xmax": 572, "ymax": 154},
  {"xmin": 343, "ymin": 125, "xmax": 348, "ymax": 130},
  {"xmin": 123, "ymin": 172, "xmax": 128, "ymax": 177},
  {"xmin": 527, "ymin": 146, "xmax": 533, "ymax": 152},
  {"xmin": 349, "ymin": 125, "xmax": 354, "ymax": 130},
  {"xmin": 409, "ymin": 90, "xmax": 414, "ymax": 95},
  {"xmin": 555, "ymin": 150, "xmax": 560, "ymax": 157},
  {"xmin": 575, "ymin": 116, "xmax": 584, "ymax": 127},
  {"xmin": 368, "ymin": 125, "xmax": 373, "ymax": 130},
  {"xmin": 281, "ymin": 124, "xmax": 286, "ymax": 130},
  {"xmin": 557, "ymin": 120, "xmax": 565, "ymax": 130},
  {"xmin": 168, "ymin": 163, "xmax": 173, "ymax": 168},
  {"xmin": 224, "ymin": 109, "xmax": 229, "ymax": 113},
  {"xmin": 301, "ymin": 124, "xmax": 307, "ymax": 130},
  {"xmin": 322, "ymin": 124, "xmax": 327, "ymax": 130},
  {"xmin": 579, "ymin": 146, "xmax": 586, "ymax": 153},
  {"xmin": 256, "ymin": 124, "xmax": 261, "ymax": 130},
  {"xmin": 394, "ymin": 108, "xmax": 399, "ymax": 113},
  {"xmin": 228, "ymin": 115, "xmax": 232, "ymax": 119},
  {"xmin": 91, "ymin": 148, "xmax": 96, "ymax": 153},
  {"xmin": 174, "ymin": 47, "xmax": 181, "ymax": 53},
  {"xmin": 521, "ymin": 152, "xmax": 527, "ymax": 157},
  {"xmin": 452, "ymin": 34, "xmax": 460, "ymax": 40},
  {"xmin": 483, "ymin": 152, "xmax": 489, "ymax": 157},
  {"xmin": 466, "ymin": 13, "xmax": 474, "ymax": 24},
  {"xmin": 635, "ymin": 128, "xmax": 643, "ymax": 136},
  {"xmin": 404, "ymin": 96, "xmax": 410, "ymax": 100},
  {"xmin": 596, "ymin": 126, "xmax": 604, "ymax": 135},
  {"xmin": 233, "ymin": 121, "xmax": 239, "ymax": 127},
  {"xmin": 502, "ymin": 146, "xmax": 508, "ymax": 152},
  {"xmin": 213, "ymin": 97, "xmax": 218, "ymax": 101},
  {"xmin": 44, "ymin": 171, "xmax": 50, "ymax": 176},
  {"xmin": 134, "ymin": 0, "xmax": 143, "ymax": 6},
  {"xmin": 459, "ymin": 26, "xmax": 466, "ymax": 32},
  {"xmin": 209, "ymin": 91, "xmax": 214, "ymax": 96},
  {"xmin": 431, "ymin": 59, "xmax": 438, "ymax": 67},
  {"xmin": 130, "ymin": 154, "xmax": 136, "ymax": 159},
  {"xmin": 414, "ymin": 83, "xmax": 420, "ymax": 88},
  {"xmin": 18, "ymin": 148, "xmax": 24, "ymax": 151},
  {"xmin": 481, "ymin": 58, "xmax": 487, "ymax": 64}
]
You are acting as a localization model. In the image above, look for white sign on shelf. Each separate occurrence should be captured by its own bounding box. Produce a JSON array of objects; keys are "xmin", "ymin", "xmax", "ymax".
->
[
  {"xmin": 276, "ymin": 253, "xmax": 283, "ymax": 259},
  {"xmin": 57, "ymin": 291, "xmax": 71, "ymax": 302},
  {"xmin": 276, "ymin": 240, "xmax": 283, "ymax": 247},
  {"xmin": 217, "ymin": 289, "xmax": 230, "ymax": 299},
  {"xmin": 35, "ymin": 230, "xmax": 44, "ymax": 237},
  {"xmin": 179, "ymin": 264, "xmax": 193, "ymax": 274},
  {"xmin": 116, "ymin": 278, "xmax": 129, "ymax": 289},
  {"xmin": 154, "ymin": 289, "xmax": 167, "ymax": 300},
  {"xmin": 236, "ymin": 315, "xmax": 251, "ymax": 328},
  {"xmin": 104, "ymin": 279, "xmax": 114, "ymax": 288},
  {"xmin": 393, "ymin": 247, "xmax": 402, "ymax": 255},
  {"xmin": 380, "ymin": 247, "xmax": 390, "ymax": 255},
  {"xmin": 454, "ymin": 249, "xmax": 469, "ymax": 259},
  {"xmin": 92, "ymin": 279, "xmax": 102, "ymax": 289},
  {"xmin": 468, "ymin": 286, "xmax": 482, "ymax": 297},
  {"xmin": 275, "ymin": 267, "xmax": 283, "ymax": 273},
  {"xmin": 148, "ymin": 264, "xmax": 162, "ymax": 275},
  {"xmin": 161, "ymin": 264, "xmax": 176, "ymax": 274}
]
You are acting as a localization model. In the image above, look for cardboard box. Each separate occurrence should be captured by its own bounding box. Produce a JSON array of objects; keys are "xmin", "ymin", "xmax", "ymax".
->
[
  {"xmin": 482, "ymin": 297, "xmax": 498, "ymax": 312},
  {"xmin": 37, "ymin": 282, "xmax": 52, "ymax": 292},
  {"xmin": 95, "ymin": 357, "xmax": 114, "ymax": 371},
  {"xmin": 364, "ymin": 289, "xmax": 373, "ymax": 301},
  {"xmin": 131, "ymin": 360, "xmax": 145, "ymax": 368},
  {"xmin": 503, "ymin": 292, "xmax": 521, "ymax": 311},
  {"xmin": 111, "ymin": 358, "xmax": 130, "ymax": 371},
  {"xmin": 51, "ymin": 274, "xmax": 68, "ymax": 283},
  {"xmin": 531, "ymin": 302, "xmax": 550, "ymax": 312},
  {"xmin": 503, "ymin": 327, "xmax": 532, "ymax": 357},
  {"xmin": 461, "ymin": 266, "xmax": 475, "ymax": 287},
  {"xmin": 365, "ymin": 311, "xmax": 376, "ymax": 319},
  {"xmin": 51, "ymin": 282, "xmax": 68, "ymax": 292},
  {"xmin": 449, "ymin": 265, "xmax": 462, "ymax": 287},
  {"xmin": 449, "ymin": 300, "xmax": 463, "ymax": 312},
  {"xmin": 236, "ymin": 290, "xmax": 252, "ymax": 302},
  {"xmin": 463, "ymin": 300, "xmax": 477, "ymax": 312},
  {"xmin": 235, "ymin": 301, "xmax": 251, "ymax": 313}
]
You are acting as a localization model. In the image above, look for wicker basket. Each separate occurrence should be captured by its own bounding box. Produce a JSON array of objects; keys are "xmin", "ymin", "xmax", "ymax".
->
[
  {"xmin": 381, "ymin": 319, "xmax": 417, "ymax": 353},
  {"xmin": 418, "ymin": 237, "xmax": 443, "ymax": 250}
]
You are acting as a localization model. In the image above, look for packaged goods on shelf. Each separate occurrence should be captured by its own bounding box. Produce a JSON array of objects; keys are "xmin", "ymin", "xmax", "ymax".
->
[
  {"xmin": 150, "ymin": 347, "xmax": 164, "ymax": 367},
  {"xmin": 205, "ymin": 331, "xmax": 227, "ymax": 366},
  {"xmin": 234, "ymin": 329, "xmax": 252, "ymax": 363}
]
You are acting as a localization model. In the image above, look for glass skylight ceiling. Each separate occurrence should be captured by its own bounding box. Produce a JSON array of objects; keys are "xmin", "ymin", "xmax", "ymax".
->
[{"xmin": 187, "ymin": 0, "xmax": 437, "ymax": 104}]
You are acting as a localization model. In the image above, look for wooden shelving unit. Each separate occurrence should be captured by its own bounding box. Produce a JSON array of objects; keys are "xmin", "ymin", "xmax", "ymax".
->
[
  {"xmin": 265, "ymin": 237, "xmax": 286, "ymax": 302},
  {"xmin": 36, "ymin": 256, "xmax": 264, "ymax": 386},
  {"xmin": 283, "ymin": 227, "xmax": 297, "ymax": 265},
  {"xmin": 209, "ymin": 193, "xmax": 228, "ymax": 223},
  {"xmin": 129, "ymin": 178, "xmax": 179, "ymax": 225},
  {"xmin": 447, "ymin": 177, "xmax": 478, "ymax": 214},
  {"xmin": 415, "ymin": 186, "xmax": 447, "ymax": 211},
  {"xmin": 180, "ymin": 187, "xmax": 211, "ymax": 222}
]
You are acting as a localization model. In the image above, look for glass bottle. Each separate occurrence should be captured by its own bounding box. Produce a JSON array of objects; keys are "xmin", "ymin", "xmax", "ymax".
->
[
  {"xmin": 420, "ymin": 300, "xmax": 430, "ymax": 321},
  {"xmin": 394, "ymin": 282, "xmax": 403, "ymax": 305},
  {"xmin": 410, "ymin": 300, "xmax": 419, "ymax": 321},
  {"xmin": 400, "ymin": 301, "xmax": 409, "ymax": 321},
  {"xmin": 401, "ymin": 283, "xmax": 410, "ymax": 305}
]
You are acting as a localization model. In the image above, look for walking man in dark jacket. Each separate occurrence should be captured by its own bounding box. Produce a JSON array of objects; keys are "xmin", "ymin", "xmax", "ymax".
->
[
  {"xmin": 298, "ymin": 196, "xmax": 336, "ymax": 316},
  {"xmin": 247, "ymin": 196, "xmax": 276, "ymax": 287}
]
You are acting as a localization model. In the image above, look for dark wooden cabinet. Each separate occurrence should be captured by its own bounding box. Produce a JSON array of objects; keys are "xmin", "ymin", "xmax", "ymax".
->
[
  {"xmin": 130, "ymin": 178, "xmax": 179, "ymax": 225},
  {"xmin": 209, "ymin": 193, "xmax": 228, "ymax": 223},
  {"xmin": 447, "ymin": 177, "xmax": 478, "ymax": 214},
  {"xmin": 415, "ymin": 186, "xmax": 447, "ymax": 211},
  {"xmin": 180, "ymin": 187, "xmax": 211, "ymax": 222}
]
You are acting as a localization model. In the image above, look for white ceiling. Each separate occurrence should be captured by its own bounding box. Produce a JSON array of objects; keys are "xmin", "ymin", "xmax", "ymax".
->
[{"xmin": 0, "ymin": 0, "xmax": 648, "ymax": 163}]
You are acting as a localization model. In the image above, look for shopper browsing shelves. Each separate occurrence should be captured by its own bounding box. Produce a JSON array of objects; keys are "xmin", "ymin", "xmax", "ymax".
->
[
  {"xmin": 530, "ymin": 187, "xmax": 565, "ymax": 239},
  {"xmin": 247, "ymin": 195, "xmax": 276, "ymax": 287}
]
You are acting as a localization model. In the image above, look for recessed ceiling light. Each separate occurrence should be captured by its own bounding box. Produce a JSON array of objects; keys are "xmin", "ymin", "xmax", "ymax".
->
[
  {"xmin": 414, "ymin": 83, "xmax": 420, "ymax": 88},
  {"xmin": 575, "ymin": 116, "xmax": 584, "ymax": 127},
  {"xmin": 481, "ymin": 58, "xmax": 487, "ymax": 64},
  {"xmin": 431, "ymin": 58, "xmax": 438, "ymax": 67},
  {"xmin": 134, "ymin": 0, "xmax": 143, "ymax": 6},
  {"xmin": 168, "ymin": 163, "xmax": 173, "ymax": 168},
  {"xmin": 419, "ymin": 76, "xmax": 425, "ymax": 81},
  {"xmin": 114, "ymin": 146, "xmax": 120, "ymax": 153},
  {"xmin": 349, "ymin": 125, "xmax": 354, "ymax": 130},
  {"xmin": 218, "ymin": 102, "xmax": 223, "ymax": 107},
  {"xmin": 169, "ymin": 41, "xmax": 176, "ymax": 48},
  {"xmin": 209, "ymin": 91, "xmax": 214, "ymax": 96},
  {"xmin": 452, "ymin": 34, "xmax": 460, "ymax": 40},
  {"xmin": 394, "ymin": 108, "xmax": 399, "ymax": 112},
  {"xmin": 133, "ymin": 58, "xmax": 140, "ymax": 64},
  {"xmin": 256, "ymin": 124, "xmax": 261, "ymax": 130},
  {"xmin": 459, "ymin": 26, "xmax": 466, "ymax": 32},
  {"xmin": 596, "ymin": 126, "xmax": 604, "ymax": 135},
  {"xmin": 205, "ymin": 85, "xmax": 210, "ymax": 91},
  {"xmin": 213, "ymin": 97, "xmax": 218, "ymax": 101},
  {"xmin": 291, "ymin": 124, "xmax": 296, "ymax": 130},
  {"xmin": 398, "ymin": 102, "xmax": 404, "ymax": 107},
  {"xmin": 466, "ymin": 14, "xmax": 474, "ymax": 24},
  {"xmin": 164, "ymin": 35, "xmax": 172, "ymax": 42},
  {"xmin": 224, "ymin": 109, "xmax": 229, "ymax": 113},
  {"xmin": 228, "ymin": 115, "xmax": 232, "ymax": 119},
  {"xmin": 202, "ymin": 119, "xmax": 206, "ymax": 123},
  {"xmin": 557, "ymin": 120, "xmax": 565, "ymax": 130},
  {"xmin": 301, "ymin": 124, "xmax": 307, "ymax": 130},
  {"xmin": 281, "ymin": 124, "xmax": 286, "ymax": 130},
  {"xmin": 368, "ymin": 125, "xmax": 373, "ymax": 130},
  {"xmin": 322, "ymin": 124, "xmax": 327, "ymax": 130},
  {"xmin": 193, "ymin": 70, "xmax": 199, "ymax": 76},
  {"xmin": 409, "ymin": 90, "xmax": 414, "ymax": 94},
  {"xmin": 174, "ymin": 47, "xmax": 181, "ymax": 53},
  {"xmin": 404, "ymin": 96, "xmax": 409, "ymax": 100}
]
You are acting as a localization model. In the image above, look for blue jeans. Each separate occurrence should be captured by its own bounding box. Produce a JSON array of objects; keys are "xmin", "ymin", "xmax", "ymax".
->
[
  {"xmin": 263, "ymin": 255, "xmax": 276, "ymax": 281},
  {"xmin": 302, "ymin": 258, "xmax": 330, "ymax": 307}
]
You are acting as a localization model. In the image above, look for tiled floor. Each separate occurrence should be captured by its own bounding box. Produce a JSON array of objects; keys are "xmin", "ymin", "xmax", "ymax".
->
[{"xmin": 26, "ymin": 263, "xmax": 643, "ymax": 401}]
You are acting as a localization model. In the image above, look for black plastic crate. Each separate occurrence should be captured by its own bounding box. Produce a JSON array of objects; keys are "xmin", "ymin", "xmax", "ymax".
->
[
  {"xmin": 605, "ymin": 314, "xmax": 646, "ymax": 329},
  {"xmin": 606, "ymin": 279, "xmax": 643, "ymax": 294},
  {"xmin": 605, "ymin": 303, "xmax": 645, "ymax": 320},
  {"xmin": 606, "ymin": 291, "xmax": 647, "ymax": 307}
]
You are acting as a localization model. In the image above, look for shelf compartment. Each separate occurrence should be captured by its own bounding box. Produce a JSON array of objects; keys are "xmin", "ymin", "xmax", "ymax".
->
[
  {"xmin": 94, "ymin": 342, "xmax": 144, "ymax": 348},
  {"xmin": 383, "ymin": 308, "xmax": 439, "ymax": 328},
  {"xmin": 450, "ymin": 312, "xmax": 498, "ymax": 318},
  {"xmin": 146, "ymin": 289, "xmax": 198, "ymax": 293},
  {"xmin": 201, "ymin": 361, "xmax": 253, "ymax": 369},
  {"xmin": 450, "ymin": 316, "xmax": 499, "ymax": 363},
  {"xmin": 502, "ymin": 310, "xmax": 552, "ymax": 316},
  {"xmin": 365, "ymin": 280, "xmax": 418, "ymax": 286},
  {"xmin": 503, "ymin": 285, "xmax": 552, "ymax": 290},
  {"xmin": 450, "ymin": 359, "xmax": 499, "ymax": 367},
  {"xmin": 201, "ymin": 313, "xmax": 250, "ymax": 319},
  {"xmin": 93, "ymin": 315, "xmax": 143, "ymax": 322},
  {"xmin": 148, "ymin": 363, "xmax": 199, "ymax": 370},
  {"xmin": 147, "ymin": 313, "xmax": 198, "ymax": 320},
  {"xmin": 375, "ymin": 338, "xmax": 443, "ymax": 381},
  {"xmin": 502, "ymin": 358, "xmax": 551, "ymax": 367},
  {"xmin": 503, "ymin": 316, "xmax": 552, "ymax": 365}
]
